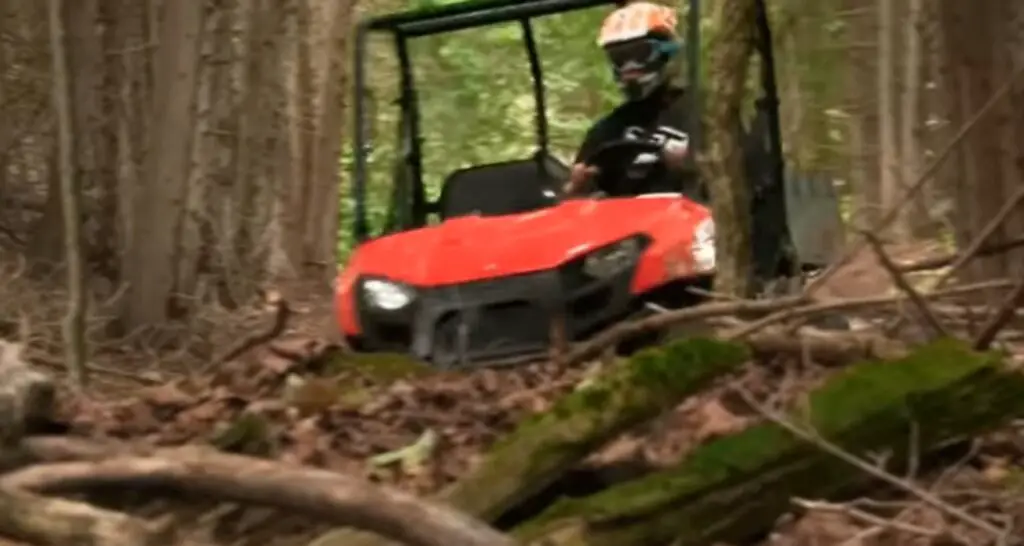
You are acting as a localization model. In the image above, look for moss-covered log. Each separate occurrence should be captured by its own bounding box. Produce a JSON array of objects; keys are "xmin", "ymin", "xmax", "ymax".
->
[
  {"xmin": 307, "ymin": 337, "xmax": 750, "ymax": 546},
  {"xmin": 515, "ymin": 338, "xmax": 1024, "ymax": 546}
]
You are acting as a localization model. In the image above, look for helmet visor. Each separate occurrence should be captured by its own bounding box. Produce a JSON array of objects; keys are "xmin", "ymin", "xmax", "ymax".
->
[{"xmin": 605, "ymin": 38, "xmax": 677, "ymax": 80}]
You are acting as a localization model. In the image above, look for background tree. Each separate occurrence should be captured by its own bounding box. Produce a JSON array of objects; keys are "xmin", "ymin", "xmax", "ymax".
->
[
  {"xmin": 47, "ymin": 0, "xmax": 87, "ymax": 388},
  {"xmin": 699, "ymin": 0, "xmax": 756, "ymax": 297}
]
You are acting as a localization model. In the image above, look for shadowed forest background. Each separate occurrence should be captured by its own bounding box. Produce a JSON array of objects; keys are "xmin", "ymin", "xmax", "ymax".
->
[
  {"xmin": 0, "ymin": 0, "xmax": 1023, "ymax": 545},
  {"xmin": 3, "ymin": 0, "xmax": 1022, "ymax": 331}
]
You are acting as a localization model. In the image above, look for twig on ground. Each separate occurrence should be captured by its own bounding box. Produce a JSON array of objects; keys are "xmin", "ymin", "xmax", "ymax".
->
[
  {"xmin": 559, "ymin": 294, "xmax": 807, "ymax": 366},
  {"xmin": 793, "ymin": 497, "xmax": 940, "ymax": 539},
  {"xmin": 862, "ymin": 231, "xmax": 950, "ymax": 339},
  {"xmin": 973, "ymin": 276, "xmax": 1024, "ymax": 350},
  {"xmin": 0, "ymin": 446, "xmax": 515, "ymax": 546},
  {"xmin": 733, "ymin": 386, "xmax": 1009, "ymax": 541},
  {"xmin": 561, "ymin": 280, "xmax": 1011, "ymax": 366},
  {"xmin": 725, "ymin": 279, "xmax": 1011, "ymax": 340},
  {"xmin": 209, "ymin": 297, "xmax": 290, "ymax": 367}
]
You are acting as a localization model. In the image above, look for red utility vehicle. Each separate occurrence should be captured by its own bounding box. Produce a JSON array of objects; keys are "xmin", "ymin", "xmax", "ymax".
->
[{"xmin": 335, "ymin": 0, "xmax": 844, "ymax": 367}]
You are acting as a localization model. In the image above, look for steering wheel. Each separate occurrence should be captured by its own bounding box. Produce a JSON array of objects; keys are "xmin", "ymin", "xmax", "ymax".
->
[{"xmin": 581, "ymin": 138, "xmax": 667, "ymax": 197}]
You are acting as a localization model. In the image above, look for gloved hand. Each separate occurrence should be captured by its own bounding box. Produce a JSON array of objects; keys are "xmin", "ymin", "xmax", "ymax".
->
[
  {"xmin": 563, "ymin": 163, "xmax": 600, "ymax": 195},
  {"xmin": 661, "ymin": 139, "xmax": 690, "ymax": 171}
]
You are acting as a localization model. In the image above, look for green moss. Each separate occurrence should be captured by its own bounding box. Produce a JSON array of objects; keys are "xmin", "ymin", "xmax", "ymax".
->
[
  {"xmin": 444, "ymin": 337, "xmax": 749, "ymax": 521},
  {"xmin": 324, "ymin": 352, "xmax": 435, "ymax": 383},
  {"xmin": 210, "ymin": 412, "xmax": 273, "ymax": 456},
  {"xmin": 515, "ymin": 338, "xmax": 1024, "ymax": 546}
]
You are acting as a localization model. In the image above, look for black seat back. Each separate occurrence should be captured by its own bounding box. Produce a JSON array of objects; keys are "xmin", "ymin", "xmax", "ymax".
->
[{"xmin": 438, "ymin": 153, "xmax": 568, "ymax": 220}]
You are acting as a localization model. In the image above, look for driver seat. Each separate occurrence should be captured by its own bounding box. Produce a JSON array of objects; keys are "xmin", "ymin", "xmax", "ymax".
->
[{"xmin": 437, "ymin": 151, "xmax": 568, "ymax": 220}]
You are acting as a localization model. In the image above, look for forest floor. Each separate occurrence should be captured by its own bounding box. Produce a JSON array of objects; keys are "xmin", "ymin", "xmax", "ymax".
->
[{"xmin": 1, "ymin": 239, "xmax": 1022, "ymax": 546}]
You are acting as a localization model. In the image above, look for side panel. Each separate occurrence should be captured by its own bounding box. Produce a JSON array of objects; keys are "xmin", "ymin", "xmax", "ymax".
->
[{"xmin": 785, "ymin": 171, "xmax": 845, "ymax": 268}]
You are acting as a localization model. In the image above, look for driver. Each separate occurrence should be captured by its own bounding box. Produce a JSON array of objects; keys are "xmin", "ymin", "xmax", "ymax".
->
[{"xmin": 564, "ymin": 1, "xmax": 699, "ymax": 197}]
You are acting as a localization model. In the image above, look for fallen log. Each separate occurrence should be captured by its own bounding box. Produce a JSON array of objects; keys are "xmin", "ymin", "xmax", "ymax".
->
[
  {"xmin": 307, "ymin": 337, "xmax": 751, "ymax": 546},
  {"xmin": 0, "ymin": 340, "xmax": 57, "ymax": 446},
  {"xmin": 565, "ymin": 279, "xmax": 1011, "ymax": 366},
  {"xmin": 1, "ymin": 445, "xmax": 514, "ymax": 546},
  {"xmin": 514, "ymin": 338, "xmax": 1024, "ymax": 546},
  {"xmin": 442, "ymin": 337, "xmax": 748, "ymax": 521},
  {"xmin": 0, "ymin": 342, "xmax": 172, "ymax": 545},
  {"xmin": 0, "ymin": 486, "xmax": 172, "ymax": 546}
]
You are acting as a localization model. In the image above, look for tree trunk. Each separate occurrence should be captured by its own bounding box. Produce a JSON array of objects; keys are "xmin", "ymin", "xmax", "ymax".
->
[
  {"xmin": 516, "ymin": 339, "xmax": 1024, "ymax": 546},
  {"xmin": 284, "ymin": 0, "xmax": 317, "ymax": 276},
  {"xmin": 48, "ymin": 0, "xmax": 88, "ymax": 388},
  {"xmin": 844, "ymin": 1, "xmax": 880, "ymax": 231},
  {"xmin": 877, "ymin": 0, "xmax": 905, "ymax": 241},
  {"xmin": 120, "ymin": 0, "xmax": 206, "ymax": 331},
  {"xmin": 698, "ymin": 0, "xmax": 756, "ymax": 297},
  {"xmin": 899, "ymin": 0, "xmax": 931, "ymax": 238},
  {"xmin": 304, "ymin": 0, "xmax": 355, "ymax": 281},
  {"xmin": 939, "ymin": 0, "xmax": 1024, "ymax": 290}
]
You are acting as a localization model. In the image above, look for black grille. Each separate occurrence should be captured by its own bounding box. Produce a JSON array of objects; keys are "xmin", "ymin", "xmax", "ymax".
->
[
  {"xmin": 416, "ymin": 272, "xmax": 559, "ymax": 367},
  {"xmin": 430, "ymin": 300, "xmax": 551, "ymax": 367}
]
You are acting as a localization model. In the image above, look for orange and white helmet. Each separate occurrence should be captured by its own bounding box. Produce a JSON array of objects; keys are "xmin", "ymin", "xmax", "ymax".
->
[
  {"xmin": 598, "ymin": 1, "xmax": 678, "ymax": 47},
  {"xmin": 598, "ymin": 2, "xmax": 681, "ymax": 101}
]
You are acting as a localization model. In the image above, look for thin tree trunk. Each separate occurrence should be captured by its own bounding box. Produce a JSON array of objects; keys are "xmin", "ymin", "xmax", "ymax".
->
[
  {"xmin": 900, "ymin": 0, "xmax": 928, "ymax": 237},
  {"xmin": 47, "ymin": 0, "xmax": 88, "ymax": 388},
  {"xmin": 877, "ymin": 0, "xmax": 904, "ymax": 241},
  {"xmin": 305, "ymin": 0, "xmax": 354, "ymax": 279}
]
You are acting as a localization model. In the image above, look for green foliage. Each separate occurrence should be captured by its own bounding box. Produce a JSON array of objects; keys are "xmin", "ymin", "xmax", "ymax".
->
[{"xmin": 337, "ymin": 0, "xmax": 852, "ymax": 260}]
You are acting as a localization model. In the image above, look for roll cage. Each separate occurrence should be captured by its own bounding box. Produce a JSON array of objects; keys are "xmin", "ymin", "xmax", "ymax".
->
[{"xmin": 350, "ymin": 0, "xmax": 785, "ymax": 246}]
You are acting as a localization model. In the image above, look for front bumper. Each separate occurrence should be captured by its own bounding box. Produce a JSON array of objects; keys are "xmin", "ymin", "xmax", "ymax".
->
[{"xmin": 352, "ymin": 257, "xmax": 641, "ymax": 368}]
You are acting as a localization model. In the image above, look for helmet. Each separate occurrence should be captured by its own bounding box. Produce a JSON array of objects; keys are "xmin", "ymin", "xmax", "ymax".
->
[{"xmin": 598, "ymin": 2, "xmax": 681, "ymax": 102}]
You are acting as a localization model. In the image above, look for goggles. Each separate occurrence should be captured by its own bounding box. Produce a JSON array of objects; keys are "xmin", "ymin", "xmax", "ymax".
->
[{"xmin": 605, "ymin": 37, "xmax": 680, "ymax": 74}]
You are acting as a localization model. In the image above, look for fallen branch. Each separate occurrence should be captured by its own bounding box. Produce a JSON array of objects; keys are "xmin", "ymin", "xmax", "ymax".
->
[
  {"xmin": 973, "ymin": 275, "xmax": 1024, "ymax": 350},
  {"xmin": 792, "ymin": 498, "xmax": 940, "ymax": 540},
  {"xmin": 560, "ymin": 296, "xmax": 807, "ymax": 366},
  {"xmin": 1, "ymin": 446, "xmax": 514, "ymax": 546},
  {"xmin": 212, "ymin": 296, "xmax": 290, "ymax": 365},
  {"xmin": 562, "ymin": 279, "xmax": 1011, "ymax": 365},
  {"xmin": 515, "ymin": 339, "xmax": 1024, "ymax": 546},
  {"xmin": 0, "ymin": 435, "xmax": 143, "ymax": 474},
  {"xmin": 724, "ymin": 279, "xmax": 1011, "ymax": 339},
  {"xmin": 0, "ymin": 485, "xmax": 172, "ymax": 546},
  {"xmin": 737, "ymin": 323, "xmax": 909, "ymax": 363},
  {"xmin": 862, "ymin": 231, "xmax": 949, "ymax": 338}
]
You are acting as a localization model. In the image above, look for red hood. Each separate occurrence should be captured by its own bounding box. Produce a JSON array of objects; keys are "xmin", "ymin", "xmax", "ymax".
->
[{"xmin": 348, "ymin": 196, "xmax": 710, "ymax": 286}]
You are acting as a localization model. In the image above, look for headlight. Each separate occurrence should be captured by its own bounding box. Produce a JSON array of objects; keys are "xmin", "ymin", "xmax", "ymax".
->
[
  {"xmin": 691, "ymin": 217, "xmax": 716, "ymax": 273},
  {"xmin": 582, "ymin": 237, "xmax": 643, "ymax": 279},
  {"xmin": 362, "ymin": 278, "xmax": 415, "ymax": 311}
]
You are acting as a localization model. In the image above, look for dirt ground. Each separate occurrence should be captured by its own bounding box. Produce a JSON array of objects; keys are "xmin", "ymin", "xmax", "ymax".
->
[{"xmin": 2, "ymin": 240, "xmax": 1022, "ymax": 546}]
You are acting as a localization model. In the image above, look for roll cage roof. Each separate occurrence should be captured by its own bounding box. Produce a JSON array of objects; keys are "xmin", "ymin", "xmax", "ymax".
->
[{"xmin": 350, "ymin": 0, "xmax": 783, "ymax": 242}]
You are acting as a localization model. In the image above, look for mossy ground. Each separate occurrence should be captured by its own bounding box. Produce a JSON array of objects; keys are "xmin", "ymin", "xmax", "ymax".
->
[
  {"xmin": 322, "ymin": 351, "xmax": 435, "ymax": 382},
  {"xmin": 444, "ymin": 337, "xmax": 750, "ymax": 521},
  {"xmin": 515, "ymin": 339, "xmax": 1024, "ymax": 546}
]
